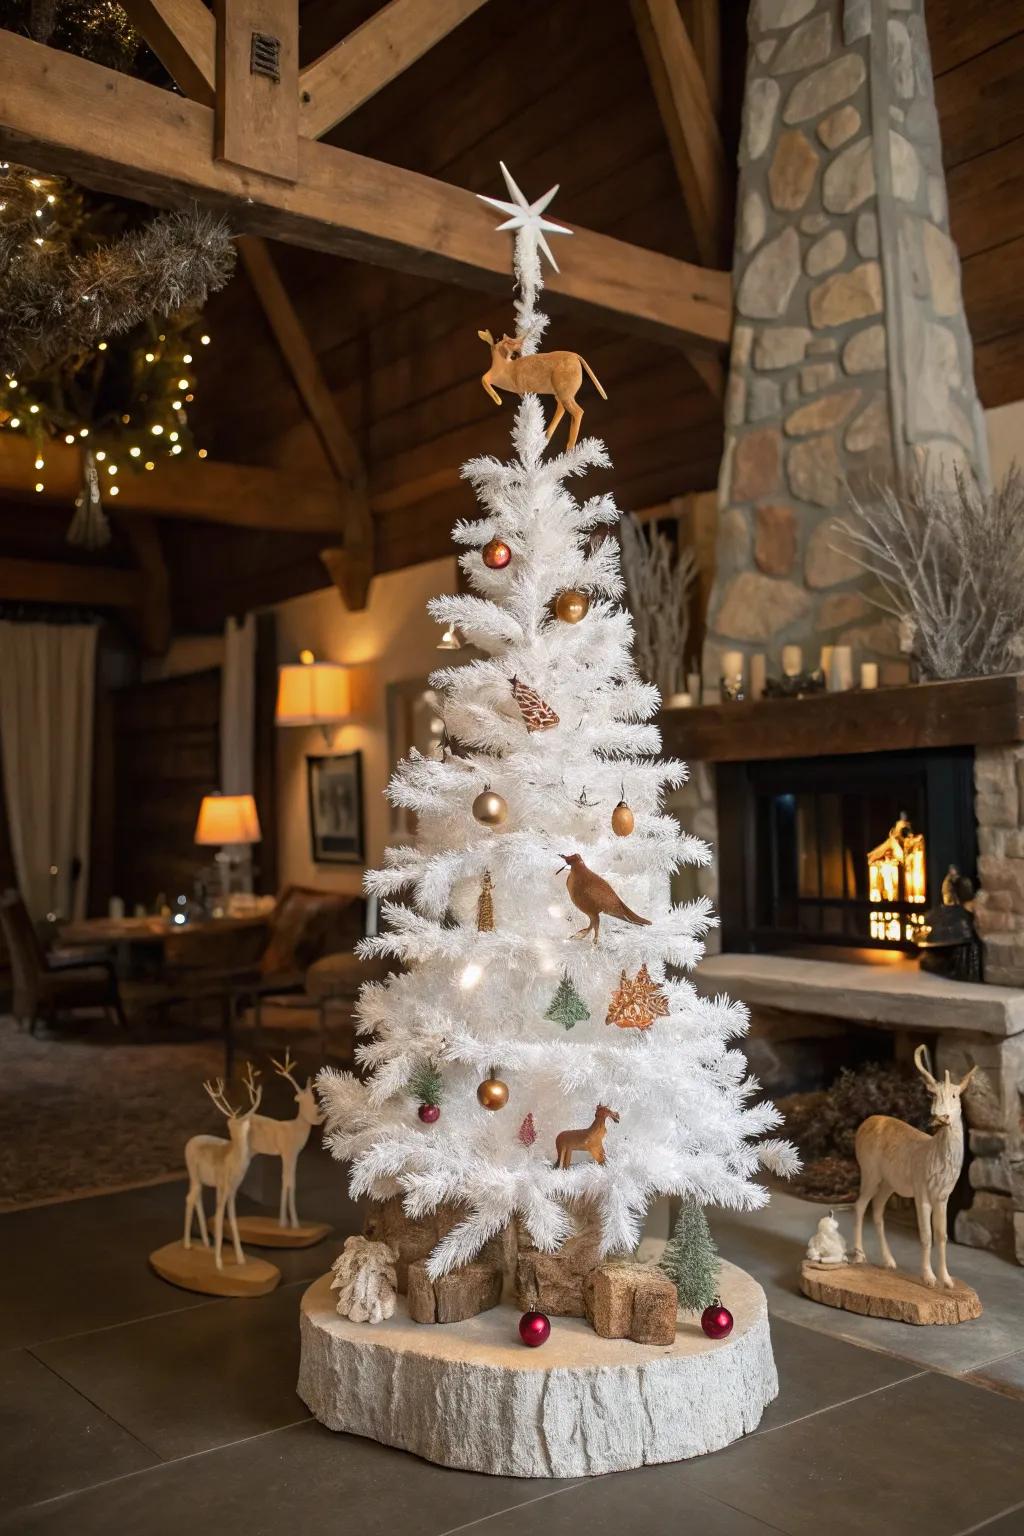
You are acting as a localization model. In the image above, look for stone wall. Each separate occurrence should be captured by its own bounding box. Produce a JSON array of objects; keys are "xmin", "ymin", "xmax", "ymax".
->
[
  {"xmin": 972, "ymin": 746, "xmax": 1024, "ymax": 987},
  {"xmin": 703, "ymin": 0, "xmax": 989, "ymax": 684}
]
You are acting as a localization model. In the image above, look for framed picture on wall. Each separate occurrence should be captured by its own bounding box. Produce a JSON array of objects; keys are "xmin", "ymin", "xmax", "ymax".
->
[{"xmin": 307, "ymin": 751, "xmax": 364, "ymax": 865}]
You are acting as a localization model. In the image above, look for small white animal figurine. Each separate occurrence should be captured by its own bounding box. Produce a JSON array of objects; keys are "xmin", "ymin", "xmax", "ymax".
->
[
  {"xmin": 852, "ymin": 1044, "xmax": 977, "ymax": 1289},
  {"xmin": 805, "ymin": 1210, "xmax": 846, "ymax": 1267},
  {"xmin": 330, "ymin": 1235, "xmax": 398, "ymax": 1324},
  {"xmin": 184, "ymin": 1071, "xmax": 263, "ymax": 1270},
  {"xmin": 248, "ymin": 1051, "xmax": 324, "ymax": 1229}
]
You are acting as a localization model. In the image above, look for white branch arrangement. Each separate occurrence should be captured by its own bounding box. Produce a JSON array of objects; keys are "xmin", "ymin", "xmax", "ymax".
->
[
  {"xmin": 619, "ymin": 513, "xmax": 697, "ymax": 700},
  {"xmin": 835, "ymin": 464, "xmax": 1024, "ymax": 679}
]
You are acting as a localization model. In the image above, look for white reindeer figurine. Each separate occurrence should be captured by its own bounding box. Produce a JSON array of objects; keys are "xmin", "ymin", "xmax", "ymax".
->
[
  {"xmin": 183, "ymin": 1071, "xmax": 262, "ymax": 1270},
  {"xmin": 249, "ymin": 1051, "xmax": 324, "ymax": 1229},
  {"xmin": 852, "ymin": 1044, "xmax": 977, "ymax": 1289}
]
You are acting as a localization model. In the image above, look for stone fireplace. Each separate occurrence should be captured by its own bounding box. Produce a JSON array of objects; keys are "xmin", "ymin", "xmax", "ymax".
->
[{"xmin": 660, "ymin": 0, "xmax": 1024, "ymax": 1262}]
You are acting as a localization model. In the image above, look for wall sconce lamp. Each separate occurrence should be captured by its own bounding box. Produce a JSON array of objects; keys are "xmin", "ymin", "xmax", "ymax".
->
[
  {"xmin": 194, "ymin": 792, "xmax": 262, "ymax": 905},
  {"xmin": 275, "ymin": 649, "xmax": 351, "ymax": 748}
]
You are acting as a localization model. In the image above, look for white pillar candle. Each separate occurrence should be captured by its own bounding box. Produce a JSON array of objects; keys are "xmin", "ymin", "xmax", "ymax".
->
[
  {"xmin": 782, "ymin": 644, "xmax": 802, "ymax": 677},
  {"xmin": 830, "ymin": 644, "xmax": 854, "ymax": 691},
  {"xmin": 749, "ymin": 653, "xmax": 767, "ymax": 700},
  {"xmin": 686, "ymin": 671, "xmax": 702, "ymax": 703},
  {"xmin": 819, "ymin": 644, "xmax": 834, "ymax": 684},
  {"xmin": 860, "ymin": 661, "xmax": 879, "ymax": 690},
  {"xmin": 721, "ymin": 650, "xmax": 744, "ymax": 683},
  {"xmin": 666, "ymin": 691, "xmax": 693, "ymax": 708}
]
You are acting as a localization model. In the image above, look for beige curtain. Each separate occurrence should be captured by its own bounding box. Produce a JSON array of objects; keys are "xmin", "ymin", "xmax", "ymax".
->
[{"xmin": 0, "ymin": 622, "xmax": 98, "ymax": 920}]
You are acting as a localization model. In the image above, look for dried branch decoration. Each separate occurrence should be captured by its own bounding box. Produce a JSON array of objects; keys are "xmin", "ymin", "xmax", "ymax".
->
[
  {"xmin": 619, "ymin": 512, "xmax": 697, "ymax": 700},
  {"xmin": 836, "ymin": 465, "xmax": 1024, "ymax": 680}
]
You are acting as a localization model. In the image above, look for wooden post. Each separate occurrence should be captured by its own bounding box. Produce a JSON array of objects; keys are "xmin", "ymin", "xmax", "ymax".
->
[{"xmin": 215, "ymin": 0, "xmax": 299, "ymax": 182}]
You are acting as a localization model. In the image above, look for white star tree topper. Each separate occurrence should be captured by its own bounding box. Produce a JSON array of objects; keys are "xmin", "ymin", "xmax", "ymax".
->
[{"xmin": 477, "ymin": 163, "xmax": 573, "ymax": 350}]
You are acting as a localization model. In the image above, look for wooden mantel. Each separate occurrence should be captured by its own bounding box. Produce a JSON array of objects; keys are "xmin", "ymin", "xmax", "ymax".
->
[{"xmin": 660, "ymin": 675, "xmax": 1024, "ymax": 763}]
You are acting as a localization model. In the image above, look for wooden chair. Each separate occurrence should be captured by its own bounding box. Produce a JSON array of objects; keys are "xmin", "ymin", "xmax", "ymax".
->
[{"xmin": 0, "ymin": 888, "xmax": 126, "ymax": 1033}]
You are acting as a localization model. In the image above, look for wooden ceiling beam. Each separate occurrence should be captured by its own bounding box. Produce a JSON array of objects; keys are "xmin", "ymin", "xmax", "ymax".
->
[
  {"xmin": 0, "ymin": 31, "xmax": 731, "ymax": 350},
  {"xmin": 0, "ymin": 436, "xmax": 343, "ymax": 533},
  {"xmin": 120, "ymin": 0, "xmax": 216, "ymax": 104},
  {"xmin": 216, "ymin": 0, "xmax": 299, "ymax": 181},
  {"xmin": 0, "ymin": 556, "xmax": 142, "ymax": 609},
  {"xmin": 298, "ymin": 0, "xmax": 491, "ymax": 142},
  {"xmin": 630, "ymin": 0, "xmax": 728, "ymax": 268}
]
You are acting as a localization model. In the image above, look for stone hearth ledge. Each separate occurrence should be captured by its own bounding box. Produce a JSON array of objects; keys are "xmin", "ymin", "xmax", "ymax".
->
[
  {"xmin": 297, "ymin": 1259, "xmax": 777, "ymax": 1477},
  {"xmin": 694, "ymin": 954, "xmax": 1024, "ymax": 1038}
]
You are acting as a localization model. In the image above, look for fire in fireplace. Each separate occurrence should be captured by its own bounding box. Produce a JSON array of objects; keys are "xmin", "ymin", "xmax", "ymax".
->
[{"xmin": 715, "ymin": 748, "xmax": 976, "ymax": 957}]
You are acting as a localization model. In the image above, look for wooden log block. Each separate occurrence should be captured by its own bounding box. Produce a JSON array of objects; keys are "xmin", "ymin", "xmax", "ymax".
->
[
  {"xmin": 800, "ymin": 1260, "xmax": 982, "ymax": 1326},
  {"xmin": 406, "ymin": 1258, "xmax": 503, "ymax": 1324},
  {"xmin": 363, "ymin": 1196, "xmax": 509, "ymax": 1293},
  {"xmin": 514, "ymin": 1204, "xmax": 604, "ymax": 1317},
  {"xmin": 584, "ymin": 1262, "xmax": 678, "ymax": 1345}
]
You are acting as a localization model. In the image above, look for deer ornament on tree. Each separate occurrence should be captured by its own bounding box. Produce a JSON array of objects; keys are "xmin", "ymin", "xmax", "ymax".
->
[{"xmin": 477, "ymin": 330, "xmax": 607, "ymax": 451}]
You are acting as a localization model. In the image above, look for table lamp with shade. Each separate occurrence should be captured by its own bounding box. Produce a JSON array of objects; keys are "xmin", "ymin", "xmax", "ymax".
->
[
  {"xmin": 194, "ymin": 792, "xmax": 262, "ymax": 909},
  {"xmin": 275, "ymin": 650, "xmax": 351, "ymax": 748}
]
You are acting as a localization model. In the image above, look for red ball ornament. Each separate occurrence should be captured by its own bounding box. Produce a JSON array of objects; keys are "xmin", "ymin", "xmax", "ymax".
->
[
  {"xmin": 417, "ymin": 1102, "xmax": 440, "ymax": 1124},
  {"xmin": 482, "ymin": 538, "xmax": 512, "ymax": 570},
  {"xmin": 518, "ymin": 1309, "xmax": 551, "ymax": 1347},
  {"xmin": 701, "ymin": 1299, "xmax": 734, "ymax": 1340}
]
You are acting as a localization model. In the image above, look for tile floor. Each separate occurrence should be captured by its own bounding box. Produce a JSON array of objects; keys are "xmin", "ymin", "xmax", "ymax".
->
[{"xmin": 3, "ymin": 1151, "xmax": 1024, "ymax": 1536}]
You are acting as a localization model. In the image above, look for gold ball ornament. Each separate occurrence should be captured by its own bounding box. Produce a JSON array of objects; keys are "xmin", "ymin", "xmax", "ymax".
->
[
  {"xmin": 477, "ymin": 1073, "xmax": 509, "ymax": 1110},
  {"xmin": 611, "ymin": 799, "xmax": 635, "ymax": 837},
  {"xmin": 482, "ymin": 538, "xmax": 512, "ymax": 570},
  {"xmin": 473, "ymin": 786, "xmax": 508, "ymax": 826},
  {"xmin": 554, "ymin": 589, "xmax": 590, "ymax": 624}
]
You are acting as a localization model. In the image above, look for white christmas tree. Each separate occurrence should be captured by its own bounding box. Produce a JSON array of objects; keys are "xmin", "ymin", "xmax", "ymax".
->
[{"xmin": 319, "ymin": 166, "xmax": 796, "ymax": 1284}]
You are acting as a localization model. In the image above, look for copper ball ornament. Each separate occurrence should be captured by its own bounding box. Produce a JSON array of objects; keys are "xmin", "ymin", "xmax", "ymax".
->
[
  {"xmin": 477, "ymin": 1074, "xmax": 509, "ymax": 1110},
  {"xmin": 473, "ymin": 787, "xmax": 508, "ymax": 826},
  {"xmin": 554, "ymin": 589, "xmax": 589, "ymax": 624},
  {"xmin": 611, "ymin": 799, "xmax": 635, "ymax": 837},
  {"xmin": 417, "ymin": 1102, "xmax": 441, "ymax": 1124},
  {"xmin": 518, "ymin": 1309, "xmax": 551, "ymax": 1347},
  {"xmin": 700, "ymin": 1298, "xmax": 734, "ymax": 1339},
  {"xmin": 482, "ymin": 538, "xmax": 512, "ymax": 570}
]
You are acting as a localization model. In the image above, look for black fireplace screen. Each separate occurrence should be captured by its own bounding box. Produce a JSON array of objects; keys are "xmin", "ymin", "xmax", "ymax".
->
[{"xmin": 715, "ymin": 748, "xmax": 976, "ymax": 955}]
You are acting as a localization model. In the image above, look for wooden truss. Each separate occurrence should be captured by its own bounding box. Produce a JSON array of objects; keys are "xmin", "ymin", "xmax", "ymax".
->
[{"xmin": 0, "ymin": 0, "xmax": 731, "ymax": 610}]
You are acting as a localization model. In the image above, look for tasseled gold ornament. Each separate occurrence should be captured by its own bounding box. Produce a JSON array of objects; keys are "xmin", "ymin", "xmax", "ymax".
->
[
  {"xmin": 510, "ymin": 674, "xmax": 559, "ymax": 732},
  {"xmin": 477, "ymin": 870, "xmax": 496, "ymax": 931},
  {"xmin": 605, "ymin": 964, "xmax": 670, "ymax": 1031}
]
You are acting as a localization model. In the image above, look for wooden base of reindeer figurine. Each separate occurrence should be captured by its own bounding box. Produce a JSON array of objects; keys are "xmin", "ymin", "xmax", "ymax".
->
[
  {"xmin": 236, "ymin": 1052, "xmax": 333, "ymax": 1250},
  {"xmin": 801, "ymin": 1045, "xmax": 982, "ymax": 1327}
]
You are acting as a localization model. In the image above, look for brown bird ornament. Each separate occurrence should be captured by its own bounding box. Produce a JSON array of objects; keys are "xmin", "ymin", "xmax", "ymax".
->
[{"xmin": 559, "ymin": 853, "xmax": 651, "ymax": 945}]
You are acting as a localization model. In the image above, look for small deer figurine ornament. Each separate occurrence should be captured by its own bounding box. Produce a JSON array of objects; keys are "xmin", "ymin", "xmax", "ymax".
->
[
  {"xmin": 184, "ymin": 1070, "xmax": 262, "ymax": 1270},
  {"xmin": 249, "ymin": 1051, "xmax": 324, "ymax": 1229},
  {"xmin": 477, "ymin": 330, "xmax": 607, "ymax": 450},
  {"xmin": 554, "ymin": 1104, "xmax": 620, "ymax": 1169},
  {"xmin": 852, "ymin": 1044, "xmax": 977, "ymax": 1289}
]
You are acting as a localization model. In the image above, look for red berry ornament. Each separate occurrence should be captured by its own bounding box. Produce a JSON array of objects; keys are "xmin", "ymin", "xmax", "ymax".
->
[
  {"xmin": 701, "ymin": 1298, "xmax": 733, "ymax": 1339},
  {"xmin": 418, "ymin": 1103, "xmax": 441, "ymax": 1124},
  {"xmin": 518, "ymin": 1309, "xmax": 551, "ymax": 1347},
  {"xmin": 482, "ymin": 538, "xmax": 512, "ymax": 570}
]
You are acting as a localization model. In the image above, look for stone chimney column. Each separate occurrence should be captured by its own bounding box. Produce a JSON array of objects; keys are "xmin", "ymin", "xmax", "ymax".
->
[{"xmin": 704, "ymin": 0, "xmax": 989, "ymax": 682}]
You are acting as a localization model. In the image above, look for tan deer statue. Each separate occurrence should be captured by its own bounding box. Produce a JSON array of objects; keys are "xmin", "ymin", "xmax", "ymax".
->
[
  {"xmin": 852, "ymin": 1044, "xmax": 977, "ymax": 1289},
  {"xmin": 249, "ymin": 1051, "xmax": 324, "ymax": 1229},
  {"xmin": 183, "ymin": 1070, "xmax": 262, "ymax": 1270},
  {"xmin": 477, "ymin": 330, "xmax": 607, "ymax": 450},
  {"xmin": 554, "ymin": 1104, "xmax": 620, "ymax": 1169}
]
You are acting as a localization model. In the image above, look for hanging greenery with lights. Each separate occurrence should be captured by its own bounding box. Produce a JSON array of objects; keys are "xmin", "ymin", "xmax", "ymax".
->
[{"xmin": 0, "ymin": 162, "xmax": 235, "ymax": 544}]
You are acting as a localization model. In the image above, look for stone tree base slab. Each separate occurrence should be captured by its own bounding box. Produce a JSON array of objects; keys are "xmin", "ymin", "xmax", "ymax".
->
[
  {"xmin": 801, "ymin": 1260, "xmax": 982, "ymax": 1326},
  {"xmin": 297, "ymin": 1259, "xmax": 778, "ymax": 1478}
]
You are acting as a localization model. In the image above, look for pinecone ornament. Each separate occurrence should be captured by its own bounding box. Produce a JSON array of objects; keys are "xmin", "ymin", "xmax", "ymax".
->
[{"xmin": 510, "ymin": 675, "xmax": 559, "ymax": 732}]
